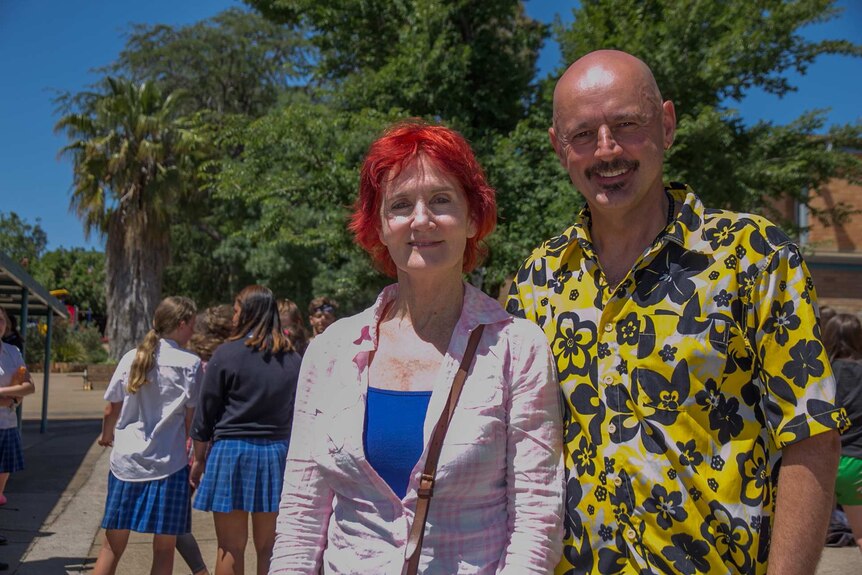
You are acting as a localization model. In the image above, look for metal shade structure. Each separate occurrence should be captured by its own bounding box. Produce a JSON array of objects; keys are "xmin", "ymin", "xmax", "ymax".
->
[{"xmin": 0, "ymin": 250, "xmax": 70, "ymax": 433}]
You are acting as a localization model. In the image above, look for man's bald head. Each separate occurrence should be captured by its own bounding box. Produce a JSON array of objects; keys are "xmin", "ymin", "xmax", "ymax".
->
[
  {"xmin": 547, "ymin": 49, "xmax": 676, "ymax": 217},
  {"xmin": 553, "ymin": 50, "xmax": 664, "ymax": 131}
]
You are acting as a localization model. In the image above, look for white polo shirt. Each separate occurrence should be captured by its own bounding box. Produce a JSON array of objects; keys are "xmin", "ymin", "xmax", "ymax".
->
[
  {"xmin": 0, "ymin": 342, "xmax": 25, "ymax": 430},
  {"xmin": 105, "ymin": 338, "xmax": 202, "ymax": 481}
]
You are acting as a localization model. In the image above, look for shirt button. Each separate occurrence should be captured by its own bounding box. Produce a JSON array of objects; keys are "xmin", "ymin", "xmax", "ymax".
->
[
  {"xmin": 607, "ymin": 422, "xmax": 617, "ymax": 434},
  {"xmin": 602, "ymin": 375, "xmax": 614, "ymax": 386},
  {"xmin": 626, "ymin": 528, "xmax": 637, "ymax": 541},
  {"xmin": 613, "ymin": 476, "xmax": 623, "ymax": 487},
  {"xmin": 604, "ymin": 323, "xmax": 614, "ymax": 333}
]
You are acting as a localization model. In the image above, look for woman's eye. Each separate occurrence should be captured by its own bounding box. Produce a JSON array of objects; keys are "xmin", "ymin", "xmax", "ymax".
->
[
  {"xmin": 431, "ymin": 195, "xmax": 451, "ymax": 204},
  {"xmin": 391, "ymin": 201, "xmax": 410, "ymax": 210}
]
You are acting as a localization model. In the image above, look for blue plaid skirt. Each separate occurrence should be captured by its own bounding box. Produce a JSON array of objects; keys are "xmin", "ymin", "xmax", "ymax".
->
[
  {"xmin": 101, "ymin": 466, "xmax": 190, "ymax": 534},
  {"xmin": 0, "ymin": 427, "xmax": 24, "ymax": 473},
  {"xmin": 193, "ymin": 438, "xmax": 288, "ymax": 513}
]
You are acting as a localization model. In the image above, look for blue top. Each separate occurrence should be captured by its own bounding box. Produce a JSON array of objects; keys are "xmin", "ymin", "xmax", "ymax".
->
[{"xmin": 363, "ymin": 386, "xmax": 432, "ymax": 499}]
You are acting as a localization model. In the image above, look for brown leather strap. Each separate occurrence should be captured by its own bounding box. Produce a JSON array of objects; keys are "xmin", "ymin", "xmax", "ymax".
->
[{"xmin": 404, "ymin": 324, "xmax": 485, "ymax": 575}]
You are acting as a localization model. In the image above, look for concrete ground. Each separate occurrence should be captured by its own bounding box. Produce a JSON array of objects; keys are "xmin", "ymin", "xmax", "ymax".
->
[{"xmin": 2, "ymin": 371, "xmax": 861, "ymax": 574}]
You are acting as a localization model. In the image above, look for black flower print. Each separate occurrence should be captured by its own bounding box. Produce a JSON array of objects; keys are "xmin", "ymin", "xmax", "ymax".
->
[
  {"xmin": 662, "ymin": 533, "xmax": 711, "ymax": 574},
  {"xmin": 552, "ymin": 311, "xmax": 597, "ymax": 379},
  {"xmin": 695, "ymin": 379, "xmax": 721, "ymax": 412},
  {"xmin": 781, "ymin": 339, "xmax": 825, "ymax": 388},
  {"xmin": 737, "ymin": 437, "xmax": 771, "ymax": 506},
  {"xmin": 709, "ymin": 395, "xmax": 744, "ymax": 444},
  {"xmin": 677, "ymin": 439, "xmax": 703, "ymax": 471},
  {"xmin": 703, "ymin": 217, "xmax": 744, "ymax": 250},
  {"xmin": 616, "ymin": 312, "xmax": 640, "ymax": 346},
  {"xmin": 549, "ymin": 263, "xmax": 574, "ymax": 294},
  {"xmin": 762, "ymin": 300, "xmax": 801, "ymax": 345},
  {"xmin": 572, "ymin": 435, "xmax": 597, "ymax": 476},
  {"xmin": 635, "ymin": 360, "xmax": 691, "ymax": 425},
  {"xmin": 644, "ymin": 484, "xmax": 688, "ymax": 530},
  {"xmin": 633, "ymin": 243, "xmax": 710, "ymax": 306},
  {"xmin": 713, "ymin": 289, "xmax": 732, "ymax": 307},
  {"xmin": 599, "ymin": 524, "xmax": 613, "ymax": 542},
  {"xmin": 658, "ymin": 345, "xmax": 678, "ymax": 362},
  {"xmin": 701, "ymin": 501, "xmax": 753, "ymax": 573}
]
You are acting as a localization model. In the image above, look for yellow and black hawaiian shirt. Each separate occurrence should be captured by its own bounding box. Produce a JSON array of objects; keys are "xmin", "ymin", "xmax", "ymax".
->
[{"xmin": 507, "ymin": 183, "xmax": 846, "ymax": 575}]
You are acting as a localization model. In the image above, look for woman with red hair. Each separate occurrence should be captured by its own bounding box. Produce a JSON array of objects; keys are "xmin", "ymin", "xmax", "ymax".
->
[{"xmin": 271, "ymin": 121, "xmax": 564, "ymax": 574}]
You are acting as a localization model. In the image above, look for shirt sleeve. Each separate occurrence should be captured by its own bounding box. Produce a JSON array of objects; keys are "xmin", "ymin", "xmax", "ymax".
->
[
  {"xmin": 190, "ymin": 351, "xmax": 227, "ymax": 442},
  {"xmin": 750, "ymin": 243, "xmax": 847, "ymax": 448},
  {"xmin": 270, "ymin": 336, "xmax": 335, "ymax": 574},
  {"xmin": 186, "ymin": 360, "xmax": 203, "ymax": 409},
  {"xmin": 103, "ymin": 354, "xmax": 130, "ymax": 403},
  {"xmin": 499, "ymin": 319, "xmax": 565, "ymax": 574}
]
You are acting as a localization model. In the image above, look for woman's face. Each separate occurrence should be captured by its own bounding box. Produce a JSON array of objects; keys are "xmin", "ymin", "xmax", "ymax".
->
[{"xmin": 378, "ymin": 155, "xmax": 476, "ymax": 279}]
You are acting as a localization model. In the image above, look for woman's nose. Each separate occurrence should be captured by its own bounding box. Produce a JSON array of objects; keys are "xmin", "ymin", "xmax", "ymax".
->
[{"xmin": 410, "ymin": 202, "xmax": 434, "ymax": 229}]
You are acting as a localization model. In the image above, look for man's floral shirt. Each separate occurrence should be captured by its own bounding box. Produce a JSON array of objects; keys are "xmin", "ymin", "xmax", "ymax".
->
[{"xmin": 507, "ymin": 184, "xmax": 846, "ymax": 575}]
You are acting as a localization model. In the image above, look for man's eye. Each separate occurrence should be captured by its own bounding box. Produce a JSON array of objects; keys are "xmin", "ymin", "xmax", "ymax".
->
[{"xmin": 570, "ymin": 131, "xmax": 594, "ymax": 144}]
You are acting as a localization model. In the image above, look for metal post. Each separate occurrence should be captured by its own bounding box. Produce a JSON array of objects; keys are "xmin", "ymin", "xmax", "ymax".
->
[
  {"xmin": 16, "ymin": 288, "xmax": 29, "ymax": 430},
  {"xmin": 40, "ymin": 312, "xmax": 52, "ymax": 433}
]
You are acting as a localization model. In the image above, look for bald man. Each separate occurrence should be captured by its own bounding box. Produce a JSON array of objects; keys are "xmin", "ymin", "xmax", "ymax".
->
[{"xmin": 507, "ymin": 50, "xmax": 844, "ymax": 575}]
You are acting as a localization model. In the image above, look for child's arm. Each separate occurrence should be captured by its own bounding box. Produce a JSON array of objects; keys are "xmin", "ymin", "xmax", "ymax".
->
[
  {"xmin": 99, "ymin": 401, "xmax": 123, "ymax": 447},
  {"xmin": 0, "ymin": 366, "xmax": 35, "ymax": 400}
]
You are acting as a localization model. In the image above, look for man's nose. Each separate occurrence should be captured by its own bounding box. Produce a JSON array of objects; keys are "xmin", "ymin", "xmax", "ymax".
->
[{"xmin": 595, "ymin": 125, "xmax": 621, "ymax": 159}]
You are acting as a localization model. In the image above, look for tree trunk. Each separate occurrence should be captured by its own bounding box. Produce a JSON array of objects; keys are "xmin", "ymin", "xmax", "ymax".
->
[{"xmin": 105, "ymin": 210, "xmax": 169, "ymax": 360}]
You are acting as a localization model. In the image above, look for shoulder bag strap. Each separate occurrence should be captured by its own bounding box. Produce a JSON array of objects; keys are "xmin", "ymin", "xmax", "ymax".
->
[{"xmin": 404, "ymin": 324, "xmax": 486, "ymax": 575}]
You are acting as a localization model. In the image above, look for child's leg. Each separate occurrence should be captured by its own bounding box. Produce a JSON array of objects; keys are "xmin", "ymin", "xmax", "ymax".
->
[
  {"xmin": 213, "ymin": 510, "xmax": 249, "ymax": 575},
  {"xmin": 92, "ymin": 529, "xmax": 130, "ymax": 575},
  {"xmin": 151, "ymin": 534, "xmax": 176, "ymax": 575},
  {"xmin": 176, "ymin": 531, "xmax": 209, "ymax": 574},
  {"xmin": 0, "ymin": 472, "xmax": 8, "ymax": 500},
  {"xmin": 250, "ymin": 512, "xmax": 277, "ymax": 575}
]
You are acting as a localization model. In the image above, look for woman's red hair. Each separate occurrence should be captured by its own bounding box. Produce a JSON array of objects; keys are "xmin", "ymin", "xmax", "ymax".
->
[{"xmin": 349, "ymin": 120, "xmax": 497, "ymax": 278}]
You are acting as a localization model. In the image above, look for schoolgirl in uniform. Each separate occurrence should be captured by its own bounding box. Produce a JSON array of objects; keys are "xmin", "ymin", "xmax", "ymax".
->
[
  {"xmin": 190, "ymin": 285, "xmax": 301, "ymax": 575},
  {"xmin": 0, "ymin": 306, "xmax": 34, "ymax": 506},
  {"xmin": 93, "ymin": 296, "xmax": 201, "ymax": 575}
]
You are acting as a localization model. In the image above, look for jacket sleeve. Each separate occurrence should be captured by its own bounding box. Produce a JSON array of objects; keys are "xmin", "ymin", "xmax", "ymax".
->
[
  {"xmin": 270, "ymin": 337, "xmax": 335, "ymax": 574},
  {"xmin": 499, "ymin": 320, "xmax": 565, "ymax": 574},
  {"xmin": 190, "ymin": 350, "xmax": 227, "ymax": 442}
]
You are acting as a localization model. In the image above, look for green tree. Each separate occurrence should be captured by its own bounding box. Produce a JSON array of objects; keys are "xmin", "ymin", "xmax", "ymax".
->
[
  {"xmin": 55, "ymin": 77, "xmax": 206, "ymax": 359},
  {"xmin": 31, "ymin": 248, "xmax": 107, "ymax": 323},
  {"xmin": 0, "ymin": 211, "xmax": 48, "ymax": 267},
  {"xmin": 248, "ymin": 0, "xmax": 545, "ymax": 136},
  {"xmin": 105, "ymin": 7, "xmax": 310, "ymax": 117},
  {"xmin": 102, "ymin": 9, "xmax": 312, "ymax": 305},
  {"xmin": 214, "ymin": 95, "xmax": 397, "ymax": 312}
]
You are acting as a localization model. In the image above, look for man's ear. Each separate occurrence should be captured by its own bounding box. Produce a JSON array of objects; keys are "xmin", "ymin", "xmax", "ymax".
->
[{"xmin": 662, "ymin": 100, "xmax": 676, "ymax": 150}]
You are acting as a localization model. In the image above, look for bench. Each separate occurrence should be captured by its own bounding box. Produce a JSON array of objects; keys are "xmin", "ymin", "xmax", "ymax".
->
[{"xmin": 82, "ymin": 364, "xmax": 117, "ymax": 391}]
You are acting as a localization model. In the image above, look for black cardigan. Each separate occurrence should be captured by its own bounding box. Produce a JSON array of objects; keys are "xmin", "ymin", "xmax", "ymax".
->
[{"xmin": 191, "ymin": 338, "xmax": 301, "ymax": 443}]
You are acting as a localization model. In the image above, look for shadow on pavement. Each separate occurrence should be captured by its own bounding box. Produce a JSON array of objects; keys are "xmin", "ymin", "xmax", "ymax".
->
[{"xmin": 1, "ymin": 418, "xmax": 101, "ymax": 573}]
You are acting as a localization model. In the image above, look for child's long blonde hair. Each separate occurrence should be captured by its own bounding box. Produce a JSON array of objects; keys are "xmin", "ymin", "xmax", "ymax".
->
[{"xmin": 127, "ymin": 296, "xmax": 197, "ymax": 394}]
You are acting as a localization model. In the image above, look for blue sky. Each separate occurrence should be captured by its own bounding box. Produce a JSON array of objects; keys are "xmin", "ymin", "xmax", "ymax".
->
[{"xmin": 1, "ymin": 0, "xmax": 860, "ymax": 251}]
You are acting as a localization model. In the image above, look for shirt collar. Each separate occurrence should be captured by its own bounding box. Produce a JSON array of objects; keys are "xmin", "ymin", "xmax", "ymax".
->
[{"xmin": 567, "ymin": 182, "xmax": 711, "ymax": 257}]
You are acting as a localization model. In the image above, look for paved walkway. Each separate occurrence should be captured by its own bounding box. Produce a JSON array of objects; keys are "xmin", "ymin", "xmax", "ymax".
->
[{"xmin": 2, "ymin": 371, "xmax": 860, "ymax": 573}]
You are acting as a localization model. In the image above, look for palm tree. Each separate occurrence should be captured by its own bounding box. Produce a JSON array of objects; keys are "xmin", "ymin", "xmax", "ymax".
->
[{"xmin": 56, "ymin": 77, "xmax": 205, "ymax": 359}]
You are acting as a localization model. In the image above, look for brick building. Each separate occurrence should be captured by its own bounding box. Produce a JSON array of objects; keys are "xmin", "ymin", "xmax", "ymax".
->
[{"xmin": 772, "ymin": 151, "xmax": 862, "ymax": 314}]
